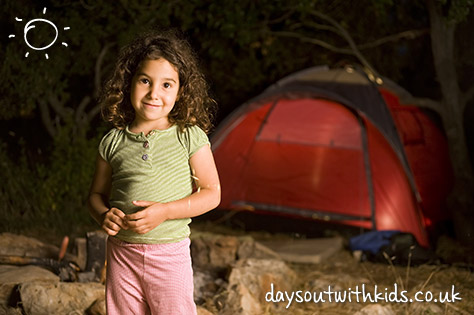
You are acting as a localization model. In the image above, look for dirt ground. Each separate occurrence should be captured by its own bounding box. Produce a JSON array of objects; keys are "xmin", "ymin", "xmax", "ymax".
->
[
  {"xmin": 191, "ymin": 213, "xmax": 474, "ymax": 315},
  {"xmin": 284, "ymin": 248, "xmax": 474, "ymax": 314},
  {"xmin": 14, "ymin": 211, "xmax": 474, "ymax": 315}
]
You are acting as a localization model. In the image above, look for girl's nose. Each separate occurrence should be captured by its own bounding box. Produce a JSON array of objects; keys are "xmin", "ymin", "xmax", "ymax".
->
[{"xmin": 149, "ymin": 86, "xmax": 161, "ymax": 99}]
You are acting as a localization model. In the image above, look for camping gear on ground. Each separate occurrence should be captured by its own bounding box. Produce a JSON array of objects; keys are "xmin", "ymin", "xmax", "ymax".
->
[
  {"xmin": 349, "ymin": 230, "xmax": 439, "ymax": 265},
  {"xmin": 211, "ymin": 65, "xmax": 454, "ymax": 248},
  {"xmin": 349, "ymin": 230, "xmax": 400, "ymax": 255}
]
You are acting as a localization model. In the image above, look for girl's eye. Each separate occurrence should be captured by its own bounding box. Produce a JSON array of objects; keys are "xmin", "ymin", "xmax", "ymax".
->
[
  {"xmin": 140, "ymin": 78, "xmax": 150, "ymax": 84},
  {"xmin": 163, "ymin": 82, "xmax": 171, "ymax": 89}
]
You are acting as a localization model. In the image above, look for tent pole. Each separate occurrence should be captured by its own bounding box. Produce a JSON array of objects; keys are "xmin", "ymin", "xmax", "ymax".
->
[{"xmin": 359, "ymin": 115, "xmax": 377, "ymax": 230}]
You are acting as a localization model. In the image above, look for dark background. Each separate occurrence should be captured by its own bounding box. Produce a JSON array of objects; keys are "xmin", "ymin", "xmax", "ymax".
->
[{"xmin": 1, "ymin": 0, "xmax": 473, "ymax": 242}]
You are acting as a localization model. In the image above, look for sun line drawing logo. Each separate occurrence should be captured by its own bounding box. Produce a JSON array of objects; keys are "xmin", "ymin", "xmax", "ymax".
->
[{"xmin": 8, "ymin": 7, "xmax": 70, "ymax": 59}]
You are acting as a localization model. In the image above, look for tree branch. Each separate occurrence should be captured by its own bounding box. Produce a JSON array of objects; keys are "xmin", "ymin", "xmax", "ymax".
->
[
  {"xmin": 357, "ymin": 29, "xmax": 430, "ymax": 50},
  {"xmin": 94, "ymin": 44, "xmax": 112, "ymax": 98},
  {"xmin": 87, "ymin": 104, "xmax": 102, "ymax": 123},
  {"xmin": 75, "ymin": 96, "xmax": 91, "ymax": 125},
  {"xmin": 302, "ymin": 20, "xmax": 340, "ymax": 35},
  {"xmin": 405, "ymin": 97, "xmax": 444, "ymax": 116},
  {"xmin": 273, "ymin": 10, "xmax": 384, "ymax": 79},
  {"xmin": 382, "ymin": 77, "xmax": 444, "ymax": 116},
  {"xmin": 462, "ymin": 84, "xmax": 474, "ymax": 109},
  {"xmin": 47, "ymin": 93, "xmax": 73, "ymax": 121},
  {"xmin": 271, "ymin": 31, "xmax": 354, "ymax": 54},
  {"xmin": 75, "ymin": 43, "xmax": 113, "ymax": 126},
  {"xmin": 308, "ymin": 10, "xmax": 380, "ymax": 78},
  {"xmin": 266, "ymin": 9, "xmax": 296, "ymax": 25},
  {"xmin": 79, "ymin": 0, "xmax": 95, "ymax": 10},
  {"xmin": 38, "ymin": 100, "xmax": 56, "ymax": 138}
]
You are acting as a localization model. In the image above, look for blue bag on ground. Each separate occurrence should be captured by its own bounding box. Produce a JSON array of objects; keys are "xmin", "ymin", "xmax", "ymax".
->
[
  {"xmin": 349, "ymin": 230, "xmax": 400, "ymax": 254},
  {"xmin": 349, "ymin": 230, "xmax": 439, "ymax": 265}
]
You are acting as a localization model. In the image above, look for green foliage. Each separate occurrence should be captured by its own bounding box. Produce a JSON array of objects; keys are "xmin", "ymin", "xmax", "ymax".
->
[
  {"xmin": 438, "ymin": 0, "xmax": 474, "ymax": 22},
  {"xmin": 2, "ymin": 0, "xmax": 473, "ymax": 237},
  {"xmin": 35, "ymin": 125, "xmax": 99, "ymax": 216},
  {"xmin": 170, "ymin": 0, "xmax": 345, "ymax": 116},
  {"xmin": 2, "ymin": 0, "xmax": 441, "ymax": 123},
  {"xmin": 0, "ymin": 140, "xmax": 38, "ymax": 224},
  {"xmin": 0, "ymin": 0, "xmax": 175, "ymax": 121},
  {"xmin": 0, "ymin": 123, "xmax": 103, "ymax": 236}
]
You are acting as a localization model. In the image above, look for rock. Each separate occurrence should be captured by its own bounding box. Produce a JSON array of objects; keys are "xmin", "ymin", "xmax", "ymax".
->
[
  {"xmin": 74, "ymin": 237, "xmax": 87, "ymax": 271},
  {"xmin": 85, "ymin": 231, "xmax": 108, "ymax": 281},
  {"xmin": 219, "ymin": 258, "xmax": 297, "ymax": 315},
  {"xmin": 237, "ymin": 237, "xmax": 280, "ymax": 260},
  {"xmin": 208, "ymin": 236, "xmax": 239, "ymax": 268},
  {"xmin": 194, "ymin": 269, "xmax": 223, "ymax": 304},
  {"xmin": 77, "ymin": 271, "xmax": 97, "ymax": 283},
  {"xmin": 0, "ymin": 265, "xmax": 59, "ymax": 284},
  {"xmin": 258, "ymin": 237, "xmax": 343, "ymax": 264},
  {"xmin": 0, "ymin": 265, "xmax": 59, "ymax": 309},
  {"xmin": 19, "ymin": 281, "xmax": 104, "ymax": 315},
  {"xmin": 197, "ymin": 305, "xmax": 215, "ymax": 315},
  {"xmin": 0, "ymin": 305, "xmax": 22, "ymax": 315},
  {"xmin": 409, "ymin": 302, "xmax": 443, "ymax": 314},
  {"xmin": 191, "ymin": 233, "xmax": 280, "ymax": 270},
  {"xmin": 191, "ymin": 234, "xmax": 240, "ymax": 269},
  {"xmin": 224, "ymin": 283, "xmax": 262, "ymax": 315},
  {"xmin": 304, "ymin": 271, "xmax": 370, "ymax": 293},
  {"xmin": 0, "ymin": 233, "xmax": 59, "ymax": 259},
  {"xmin": 86, "ymin": 296, "xmax": 106, "ymax": 315},
  {"xmin": 0, "ymin": 233, "xmax": 77, "ymax": 265},
  {"xmin": 354, "ymin": 304, "xmax": 395, "ymax": 315}
]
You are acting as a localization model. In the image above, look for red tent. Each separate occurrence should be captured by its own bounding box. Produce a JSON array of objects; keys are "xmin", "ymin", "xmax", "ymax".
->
[
  {"xmin": 211, "ymin": 66, "xmax": 453, "ymax": 248},
  {"xmin": 380, "ymin": 87, "xmax": 454, "ymax": 227}
]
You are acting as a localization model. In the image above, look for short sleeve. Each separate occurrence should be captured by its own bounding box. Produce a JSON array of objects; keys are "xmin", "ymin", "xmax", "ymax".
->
[
  {"xmin": 98, "ymin": 129, "xmax": 118, "ymax": 162},
  {"xmin": 184, "ymin": 125, "xmax": 210, "ymax": 157}
]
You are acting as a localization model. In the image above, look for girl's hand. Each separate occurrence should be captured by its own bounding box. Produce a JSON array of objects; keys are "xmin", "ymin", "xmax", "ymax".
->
[
  {"xmin": 125, "ymin": 200, "xmax": 168, "ymax": 234},
  {"xmin": 101, "ymin": 207, "xmax": 128, "ymax": 236}
]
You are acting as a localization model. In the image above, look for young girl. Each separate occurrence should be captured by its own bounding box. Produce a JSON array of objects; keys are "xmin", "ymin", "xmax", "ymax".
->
[{"xmin": 88, "ymin": 29, "xmax": 220, "ymax": 315}]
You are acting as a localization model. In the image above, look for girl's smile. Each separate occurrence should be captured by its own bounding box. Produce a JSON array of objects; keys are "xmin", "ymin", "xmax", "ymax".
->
[{"xmin": 130, "ymin": 58, "xmax": 180, "ymax": 132}]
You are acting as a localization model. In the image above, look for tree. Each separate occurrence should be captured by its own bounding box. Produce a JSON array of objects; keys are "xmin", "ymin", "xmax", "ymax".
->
[
  {"xmin": 1, "ymin": 1, "xmax": 177, "ymax": 141},
  {"xmin": 425, "ymin": 0, "xmax": 474, "ymax": 243},
  {"xmin": 2, "ymin": 0, "xmax": 473, "ymax": 241},
  {"xmin": 0, "ymin": 0, "xmax": 178, "ymax": 233}
]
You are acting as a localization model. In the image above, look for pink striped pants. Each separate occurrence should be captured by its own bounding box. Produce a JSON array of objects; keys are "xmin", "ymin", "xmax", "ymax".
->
[{"xmin": 106, "ymin": 237, "xmax": 197, "ymax": 315}]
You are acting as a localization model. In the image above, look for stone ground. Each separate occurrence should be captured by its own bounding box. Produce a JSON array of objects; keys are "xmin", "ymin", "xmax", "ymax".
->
[
  {"xmin": 191, "ymin": 218, "xmax": 474, "ymax": 315},
  {"xmin": 1, "ymin": 214, "xmax": 474, "ymax": 315}
]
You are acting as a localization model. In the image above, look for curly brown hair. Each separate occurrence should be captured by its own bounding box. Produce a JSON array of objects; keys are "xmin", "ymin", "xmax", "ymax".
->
[{"xmin": 100, "ymin": 29, "xmax": 216, "ymax": 133}]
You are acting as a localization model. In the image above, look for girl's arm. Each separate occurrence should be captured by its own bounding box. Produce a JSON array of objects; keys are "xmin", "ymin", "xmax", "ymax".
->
[
  {"xmin": 88, "ymin": 154, "xmax": 128, "ymax": 235},
  {"xmin": 126, "ymin": 144, "xmax": 220, "ymax": 234}
]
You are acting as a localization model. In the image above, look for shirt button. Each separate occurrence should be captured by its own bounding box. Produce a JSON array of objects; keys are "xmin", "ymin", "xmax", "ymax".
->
[
  {"xmin": 148, "ymin": 130, "xmax": 155, "ymax": 137},
  {"xmin": 142, "ymin": 154, "xmax": 148, "ymax": 161},
  {"xmin": 143, "ymin": 141, "xmax": 149, "ymax": 148}
]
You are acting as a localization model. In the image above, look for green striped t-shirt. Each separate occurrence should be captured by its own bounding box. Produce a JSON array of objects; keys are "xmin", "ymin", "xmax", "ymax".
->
[{"xmin": 99, "ymin": 124, "xmax": 209, "ymax": 244}]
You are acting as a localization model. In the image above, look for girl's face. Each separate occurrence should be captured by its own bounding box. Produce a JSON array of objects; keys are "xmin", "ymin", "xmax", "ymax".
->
[{"xmin": 130, "ymin": 58, "xmax": 180, "ymax": 130}]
